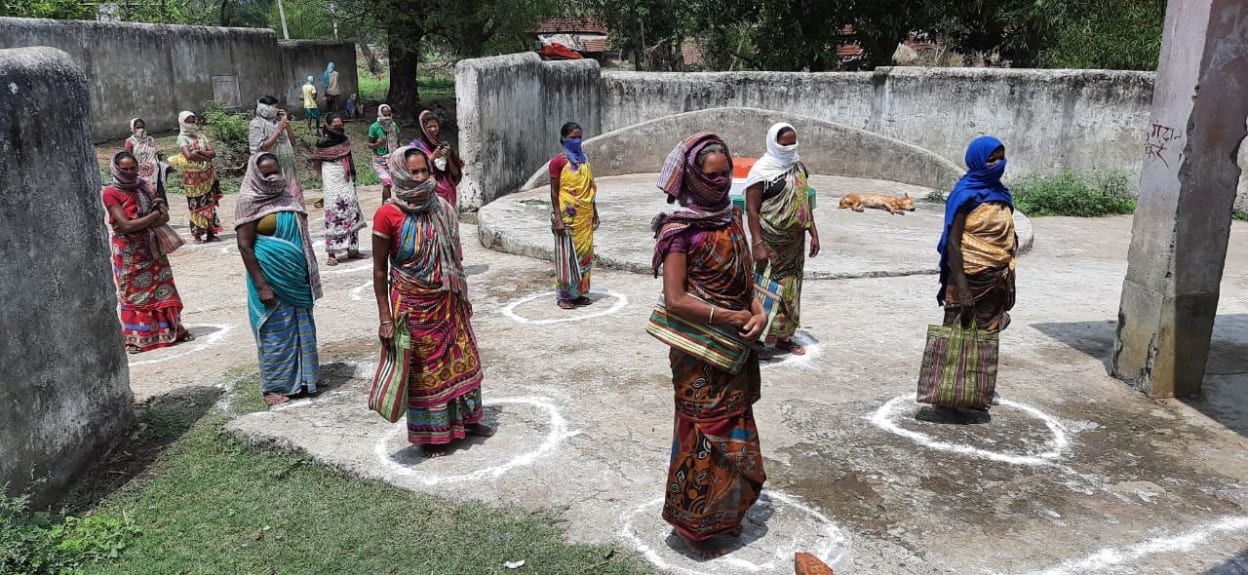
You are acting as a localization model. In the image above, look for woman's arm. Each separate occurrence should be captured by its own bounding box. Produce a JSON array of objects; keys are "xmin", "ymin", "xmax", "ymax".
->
[
  {"xmin": 372, "ymin": 233, "xmax": 394, "ymax": 343},
  {"xmin": 745, "ymin": 183, "xmax": 768, "ymax": 264},
  {"xmin": 236, "ymin": 222, "xmax": 275, "ymax": 307},
  {"xmin": 661, "ymin": 251, "xmax": 751, "ymax": 329},
  {"xmin": 947, "ymin": 211, "xmax": 972, "ymax": 310},
  {"xmin": 106, "ymin": 203, "xmax": 163, "ymax": 233},
  {"xmin": 549, "ymin": 171, "xmax": 565, "ymax": 235}
]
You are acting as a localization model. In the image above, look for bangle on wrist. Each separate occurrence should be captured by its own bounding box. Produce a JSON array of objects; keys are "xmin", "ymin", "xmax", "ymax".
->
[
  {"xmin": 380, "ymin": 320, "xmax": 393, "ymax": 325},
  {"xmin": 709, "ymin": 305, "xmax": 716, "ymax": 324}
]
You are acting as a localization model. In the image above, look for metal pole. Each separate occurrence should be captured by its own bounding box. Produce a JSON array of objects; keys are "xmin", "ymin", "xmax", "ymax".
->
[{"xmin": 276, "ymin": 0, "xmax": 290, "ymax": 39}]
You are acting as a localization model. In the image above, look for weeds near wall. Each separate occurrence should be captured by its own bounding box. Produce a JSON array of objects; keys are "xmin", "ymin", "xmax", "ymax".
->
[
  {"xmin": 1012, "ymin": 172, "xmax": 1136, "ymax": 217},
  {"xmin": 1, "ymin": 489, "xmax": 140, "ymax": 574},
  {"xmin": 199, "ymin": 101, "xmax": 251, "ymax": 178}
]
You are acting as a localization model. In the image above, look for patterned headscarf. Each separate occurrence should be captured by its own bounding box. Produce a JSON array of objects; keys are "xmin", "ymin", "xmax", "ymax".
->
[
  {"xmin": 176, "ymin": 111, "xmax": 203, "ymax": 149},
  {"xmin": 377, "ymin": 104, "xmax": 399, "ymax": 150},
  {"xmin": 127, "ymin": 118, "xmax": 159, "ymax": 179},
  {"xmin": 235, "ymin": 153, "xmax": 321, "ymax": 299},
  {"xmin": 255, "ymin": 101, "xmax": 279, "ymax": 122},
  {"xmin": 385, "ymin": 146, "xmax": 464, "ymax": 294},
  {"xmin": 650, "ymin": 132, "xmax": 737, "ymax": 276},
  {"xmin": 110, "ymin": 151, "xmax": 146, "ymax": 192},
  {"xmin": 414, "ymin": 110, "xmax": 463, "ymax": 172}
]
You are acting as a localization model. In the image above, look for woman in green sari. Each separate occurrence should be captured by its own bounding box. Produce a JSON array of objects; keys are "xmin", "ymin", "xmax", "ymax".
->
[
  {"xmin": 744, "ymin": 122, "xmax": 821, "ymax": 355},
  {"xmin": 235, "ymin": 153, "xmax": 324, "ymax": 407}
]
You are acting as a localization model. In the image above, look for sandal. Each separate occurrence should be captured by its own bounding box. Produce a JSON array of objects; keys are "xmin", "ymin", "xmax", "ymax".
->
[
  {"xmin": 573, "ymin": 296, "xmax": 592, "ymax": 307},
  {"xmin": 557, "ymin": 300, "xmax": 576, "ymax": 310},
  {"xmin": 775, "ymin": 339, "xmax": 807, "ymax": 356},
  {"xmin": 326, "ymin": 256, "xmax": 339, "ymax": 266},
  {"xmin": 263, "ymin": 393, "xmax": 290, "ymax": 407}
]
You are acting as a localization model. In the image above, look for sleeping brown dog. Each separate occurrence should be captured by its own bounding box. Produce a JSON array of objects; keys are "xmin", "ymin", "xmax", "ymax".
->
[{"xmin": 838, "ymin": 192, "xmax": 916, "ymax": 215}]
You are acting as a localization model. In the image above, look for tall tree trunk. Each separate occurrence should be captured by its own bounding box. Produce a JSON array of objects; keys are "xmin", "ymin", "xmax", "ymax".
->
[
  {"xmin": 359, "ymin": 41, "xmax": 381, "ymax": 75},
  {"xmin": 387, "ymin": 31, "xmax": 421, "ymax": 120}
]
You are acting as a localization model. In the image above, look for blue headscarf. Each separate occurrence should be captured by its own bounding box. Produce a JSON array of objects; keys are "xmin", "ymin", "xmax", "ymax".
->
[
  {"xmin": 322, "ymin": 62, "xmax": 335, "ymax": 89},
  {"xmin": 936, "ymin": 136, "xmax": 1014, "ymax": 304}
]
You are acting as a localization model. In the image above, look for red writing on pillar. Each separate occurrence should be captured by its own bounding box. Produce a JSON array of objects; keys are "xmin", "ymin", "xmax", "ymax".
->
[{"xmin": 1144, "ymin": 123, "xmax": 1180, "ymax": 168}]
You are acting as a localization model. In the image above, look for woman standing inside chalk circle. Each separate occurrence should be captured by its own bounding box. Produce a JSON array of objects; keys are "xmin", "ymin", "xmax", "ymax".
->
[
  {"xmin": 409, "ymin": 110, "xmax": 464, "ymax": 208},
  {"xmin": 235, "ymin": 153, "xmax": 324, "ymax": 408},
  {"xmin": 744, "ymin": 122, "xmax": 820, "ymax": 355},
  {"xmin": 170, "ymin": 111, "xmax": 223, "ymax": 243},
  {"xmin": 313, "ymin": 113, "xmax": 366, "ymax": 266},
  {"xmin": 102, "ymin": 151, "xmax": 194, "ymax": 354},
  {"xmin": 549, "ymin": 122, "xmax": 599, "ymax": 310},
  {"xmin": 651, "ymin": 132, "xmax": 768, "ymax": 557},
  {"xmin": 368, "ymin": 104, "xmax": 399, "ymax": 201},
  {"xmin": 372, "ymin": 146, "xmax": 491, "ymax": 458}
]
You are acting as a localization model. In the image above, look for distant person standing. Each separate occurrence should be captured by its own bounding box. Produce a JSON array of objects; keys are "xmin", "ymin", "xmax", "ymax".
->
[
  {"xmin": 368, "ymin": 104, "xmax": 399, "ymax": 200},
  {"xmin": 248, "ymin": 96, "xmax": 302, "ymax": 201},
  {"xmin": 548, "ymin": 121, "xmax": 597, "ymax": 309},
  {"xmin": 325, "ymin": 63, "xmax": 341, "ymax": 113},
  {"xmin": 345, "ymin": 93, "xmax": 359, "ymax": 119},
  {"xmin": 302, "ymin": 76, "xmax": 321, "ymax": 130},
  {"xmin": 314, "ymin": 113, "xmax": 365, "ymax": 266},
  {"xmin": 125, "ymin": 117, "xmax": 165, "ymax": 202},
  {"xmin": 409, "ymin": 110, "xmax": 463, "ymax": 208},
  {"xmin": 170, "ymin": 111, "xmax": 222, "ymax": 243}
]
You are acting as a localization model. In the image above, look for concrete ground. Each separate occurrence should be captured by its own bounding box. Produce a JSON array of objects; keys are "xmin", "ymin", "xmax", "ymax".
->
[{"xmin": 131, "ymin": 178, "xmax": 1248, "ymax": 574}]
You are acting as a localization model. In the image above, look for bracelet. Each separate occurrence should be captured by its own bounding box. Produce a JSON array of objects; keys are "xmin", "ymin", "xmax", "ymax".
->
[
  {"xmin": 380, "ymin": 320, "xmax": 393, "ymax": 325},
  {"xmin": 709, "ymin": 305, "xmax": 716, "ymax": 324},
  {"xmin": 752, "ymin": 240, "xmax": 764, "ymax": 247}
]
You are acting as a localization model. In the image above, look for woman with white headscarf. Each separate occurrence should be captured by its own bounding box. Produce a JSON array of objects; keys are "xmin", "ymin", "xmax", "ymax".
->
[
  {"xmin": 744, "ymin": 122, "xmax": 820, "ymax": 355},
  {"xmin": 169, "ymin": 111, "xmax": 221, "ymax": 243},
  {"xmin": 248, "ymin": 96, "xmax": 300, "ymax": 201}
]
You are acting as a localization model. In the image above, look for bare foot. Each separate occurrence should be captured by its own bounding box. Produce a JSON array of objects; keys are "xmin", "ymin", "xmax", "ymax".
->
[
  {"xmin": 422, "ymin": 445, "xmax": 449, "ymax": 458},
  {"xmin": 573, "ymin": 296, "xmax": 592, "ymax": 307},
  {"xmin": 263, "ymin": 393, "xmax": 290, "ymax": 407},
  {"xmin": 776, "ymin": 339, "xmax": 806, "ymax": 356},
  {"xmin": 466, "ymin": 423, "xmax": 495, "ymax": 437},
  {"xmin": 326, "ymin": 256, "xmax": 339, "ymax": 266},
  {"xmin": 557, "ymin": 300, "xmax": 576, "ymax": 310}
]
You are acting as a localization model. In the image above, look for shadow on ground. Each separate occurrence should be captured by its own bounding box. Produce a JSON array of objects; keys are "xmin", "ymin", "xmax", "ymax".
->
[
  {"xmin": 1032, "ymin": 314, "xmax": 1248, "ymax": 438},
  {"xmin": 1205, "ymin": 549, "xmax": 1248, "ymax": 574},
  {"xmin": 56, "ymin": 385, "xmax": 223, "ymax": 512}
]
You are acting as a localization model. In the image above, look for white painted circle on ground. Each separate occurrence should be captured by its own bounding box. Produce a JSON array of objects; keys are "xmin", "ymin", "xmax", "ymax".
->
[
  {"xmin": 869, "ymin": 395, "xmax": 1070, "ymax": 466},
  {"xmin": 374, "ymin": 396, "xmax": 577, "ymax": 486},
  {"xmin": 321, "ymin": 258, "xmax": 374, "ymax": 276},
  {"xmin": 129, "ymin": 323, "xmax": 234, "ymax": 368},
  {"xmin": 500, "ymin": 289, "xmax": 628, "ymax": 325},
  {"xmin": 1024, "ymin": 515, "xmax": 1248, "ymax": 575},
  {"xmin": 759, "ymin": 331, "xmax": 821, "ymax": 371},
  {"xmin": 620, "ymin": 490, "xmax": 849, "ymax": 575},
  {"xmin": 350, "ymin": 280, "xmax": 373, "ymax": 301}
]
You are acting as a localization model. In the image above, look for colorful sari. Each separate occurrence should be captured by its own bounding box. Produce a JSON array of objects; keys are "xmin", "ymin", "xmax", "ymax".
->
[
  {"xmin": 172, "ymin": 111, "xmax": 221, "ymax": 241},
  {"xmin": 754, "ymin": 165, "xmax": 812, "ymax": 342},
  {"xmin": 102, "ymin": 154, "xmax": 190, "ymax": 352},
  {"xmin": 248, "ymin": 103, "xmax": 302, "ymax": 201},
  {"xmin": 410, "ymin": 110, "xmax": 464, "ymax": 207},
  {"xmin": 653, "ymin": 133, "xmax": 766, "ymax": 542},
  {"xmin": 236, "ymin": 154, "xmax": 323, "ymax": 397},
  {"xmin": 314, "ymin": 119, "xmax": 365, "ymax": 258},
  {"xmin": 379, "ymin": 147, "xmax": 483, "ymax": 445},
  {"xmin": 553, "ymin": 154, "xmax": 596, "ymax": 302}
]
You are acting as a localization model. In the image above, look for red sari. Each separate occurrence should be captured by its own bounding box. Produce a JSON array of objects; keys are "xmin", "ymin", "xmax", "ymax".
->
[{"xmin": 102, "ymin": 185, "xmax": 189, "ymax": 351}]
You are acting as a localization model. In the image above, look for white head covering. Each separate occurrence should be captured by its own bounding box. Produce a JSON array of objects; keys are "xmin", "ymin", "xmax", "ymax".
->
[{"xmin": 745, "ymin": 122, "xmax": 801, "ymax": 187}]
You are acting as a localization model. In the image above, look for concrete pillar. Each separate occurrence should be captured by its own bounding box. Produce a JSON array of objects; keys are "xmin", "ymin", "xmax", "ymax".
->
[{"xmin": 1113, "ymin": 0, "xmax": 1248, "ymax": 397}]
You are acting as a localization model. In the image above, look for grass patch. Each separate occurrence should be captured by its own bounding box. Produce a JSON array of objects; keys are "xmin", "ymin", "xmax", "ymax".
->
[
  {"xmin": 1234, "ymin": 211, "xmax": 1248, "ymax": 222},
  {"xmin": 16, "ymin": 370, "xmax": 651, "ymax": 575},
  {"xmin": 923, "ymin": 188, "xmax": 947, "ymax": 204},
  {"xmin": 354, "ymin": 66, "xmax": 455, "ymax": 106},
  {"xmin": 1012, "ymin": 171, "xmax": 1136, "ymax": 217}
]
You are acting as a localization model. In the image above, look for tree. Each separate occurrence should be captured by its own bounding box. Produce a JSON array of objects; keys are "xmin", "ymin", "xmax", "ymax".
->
[
  {"xmin": 586, "ymin": 0, "xmax": 689, "ymax": 71},
  {"xmin": 0, "ymin": 0, "xmax": 92, "ymax": 19}
]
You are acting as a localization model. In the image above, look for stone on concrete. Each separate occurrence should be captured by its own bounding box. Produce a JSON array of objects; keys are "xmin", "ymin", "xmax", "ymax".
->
[
  {"xmin": 480, "ymin": 173, "xmax": 1033, "ymax": 279},
  {"xmin": 0, "ymin": 47, "xmax": 133, "ymax": 505},
  {"xmin": 518, "ymin": 107, "xmax": 964, "ymax": 194},
  {"xmin": 1113, "ymin": 0, "xmax": 1248, "ymax": 398}
]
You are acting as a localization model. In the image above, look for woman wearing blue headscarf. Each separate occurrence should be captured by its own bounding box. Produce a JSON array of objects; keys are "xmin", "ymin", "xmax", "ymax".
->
[{"xmin": 937, "ymin": 136, "xmax": 1017, "ymax": 331}]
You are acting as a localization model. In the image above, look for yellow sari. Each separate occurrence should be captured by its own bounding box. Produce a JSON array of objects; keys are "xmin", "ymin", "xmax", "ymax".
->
[{"xmin": 555, "ymin": 159, "xmax": 595, "ymax": 301}]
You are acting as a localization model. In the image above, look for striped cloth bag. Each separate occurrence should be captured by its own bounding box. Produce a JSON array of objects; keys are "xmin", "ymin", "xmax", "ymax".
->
[
  {"xmin": 646, "ymin": 295, "xmax": 750, "ymax": 374},
  {"xmin": 915, "ymin": 320, "xmax": 998, "ymax": 409},
  {"xmin": 369, "ymin": 311, "xmax": 412, "ymax": 423},
  {"xmin": 554, "ymin": 232, "xmax": 582, "ymax": 289},
  {"xmin": 754, "ymin": 263, "xmax": 783, "ymax": 337}
]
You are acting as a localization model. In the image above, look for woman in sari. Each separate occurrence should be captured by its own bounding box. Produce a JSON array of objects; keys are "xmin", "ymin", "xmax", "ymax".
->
[
  {"xmin": 409, "ymin": 110, "xmax": 464, "ymax": 207},
  {"xmin": 236, "ymin": 153, "xmax": 323, "ymax": 407},
  {"xmin": 744, "ymin": 123, "xmax": 821, "ymax": 355},
  {"xmin": 171, "ymin": 111, "xmax": 222, "ymax": 243},
  {"xmin": 248, "ymin": 96, "xmax": 302, "ymax": 201},
  {"xmin": 102, "ymin": 151, "xmax": 193, "ymax": 353},
  {"xmin": 937, "ymin": 135, "xmax": 1017, "ymax": 334},
  {"xmin": 314, "ymin": 113, "xmax": 366, "ymax": 265},
  {"xmin": 652, "ymin": 132, "xmax": 768, "ymax": 557},
  {"xmin": 368, "ymin": 104, "xmax": 400, "ymax": 200},
  {"xmin": 373, "ymin": 146, "xmax": 490, "ymax": 458},
  {"xmin": 125, "ymin": 118, "xmax": 166, "ymax": 201},
  {"xmin": 549, "ymin": 122, "xmax": 598, "ymax": 309}
]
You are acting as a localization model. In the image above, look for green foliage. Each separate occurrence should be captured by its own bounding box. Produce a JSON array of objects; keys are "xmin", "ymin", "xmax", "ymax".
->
[
  {"xmin": 1, "ymin": 489, "xmax": 140, "ymax": 575},
  {"xmin": 1012, "ymin": 171, "xmax": 1136, "ymax": 217},
  {"xmin": 924, "ymin": 188, "xmax": 948, "ymax": 204},
  {"xmin": 357, "ymin": 68, "xmax": 390, "ymax": 102},
  {"xmin": 587, "ymin": 0, "xmax": 691, "ymax": 70},
  {"xmin": 0, "ymin": 0, "xmax": 92, "ymax": 19},
  {"xmin": 199, "ymin": 101, "xmax": 251, "ymax": 177},
  {"xmin": 1233, "ymin": 211, "xmax": 1248, "ymax": 222}
]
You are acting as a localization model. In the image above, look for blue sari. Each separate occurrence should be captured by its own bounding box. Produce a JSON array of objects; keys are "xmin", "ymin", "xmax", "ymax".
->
[{"xmin": 247, "ymin": 211, "xmax": 319, "ymax": 395}]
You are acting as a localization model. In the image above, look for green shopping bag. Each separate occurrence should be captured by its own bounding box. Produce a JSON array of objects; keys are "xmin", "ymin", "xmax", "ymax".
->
[
  {"xmin": 368, "ymin": 312, "xmax": 411, "ymax": 423},
  {"xmin": 915, "ymin": 320, "xmax": 999, "ymax": 409}
]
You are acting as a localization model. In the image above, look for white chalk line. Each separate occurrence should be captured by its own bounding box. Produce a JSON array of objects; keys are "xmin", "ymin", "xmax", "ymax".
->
[
  {"xmin": 1023, "ymin": 516, "xmax": 1248, "ymax": 575},
  {"xmin": 128, "ymin": 322, "xmax": 234, "ymax": 367},
  {"xmin": 374, "ymin": 396, "xmax": 579, "ymax": 485},
  {"xmin": 349, "ymin": 280, "xmax": 373, "ymax": 302},
  {"xmin": 620, "ymin": 490, "xmax": 849, "ymax": 575},
  {"xmin": 868, "ymin": 395, "xmax": 1070, "ymax": 466},
  {"xmin": 759, "ymin": 331, "xmax": 821, "ymax": 371},
  {"xmin": 500, "ymin": 289, "xmax": 629, "ymax": 325}
]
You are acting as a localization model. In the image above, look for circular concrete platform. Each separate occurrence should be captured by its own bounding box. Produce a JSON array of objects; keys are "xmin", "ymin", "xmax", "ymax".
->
[{"xmin": 478, "ymin": 174, "xmax": 1033, "ymax": 279}]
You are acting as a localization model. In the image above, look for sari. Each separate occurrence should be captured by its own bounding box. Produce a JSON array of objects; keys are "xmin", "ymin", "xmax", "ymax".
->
[
  {"xmin": 314, "ymin": 118, "xmax": 365, "ymax": 258},
  {"xmin": 410, "ymin": 110, "xmax": 464, "ymax": 207},
  {"xmin": 747, "ymin": 122, "xmax": 812, "ymax": 342},
  {"xmin": 378, "ymin": 147, "xmax": 483, "ymax": 445},
  {"xmin": 102, "ymin": 153, "xmax": 190, "ymax": 352},
  {"xmin": 248, "ymin": 102, "xmax": 303, "ymax": 201},
  {"xmin": 938, "ymin": 136, "xmax": 1018, "ymax": 332},
  {"xmin": 125, "ymin": 118, "xmax": 160, "ymax": 187},
  {"xmin": 370, "ymin": 105, "xmax": 399, "ymax": 187},
  {"xmin": 171, "ymin": 111, "xmax": 221, "ymax": 241},
  {"xmin": 552, "ymin": 153, "xmax": 596, "ymax": 302},
  {"xmin": 236, "ymin": 154, "xmax": 323, "ymax": 397},
  {"xmin": 652, "ymin": 133, "xmax": 766, "ymax": 542}
]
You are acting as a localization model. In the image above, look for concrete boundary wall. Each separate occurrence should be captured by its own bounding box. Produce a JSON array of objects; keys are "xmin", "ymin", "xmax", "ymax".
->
[
  {"xmin": 520, "ymin": 107, "xmax": 964, "ymax": 193},
  {"xmin": 456, "ymin": 53, "xmax": 600, "ymax": 209},
  {"xmin": 0, "ymin": 47, "xmax": 134, "ymax": 506},
  {"xmin": 0, "ymin": 17, "xmax": 357, "ymax": 141}
]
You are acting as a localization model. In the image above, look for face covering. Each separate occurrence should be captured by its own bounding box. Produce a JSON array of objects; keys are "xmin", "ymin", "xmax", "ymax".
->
[
  {"xmin": 133, "ymin": 128, "xmax": 146, "ymax": 139},
  {"xmin": 434, "ymin": 156, "xmax": 448, "ymax": 171},
  {"xmin": 562, "ymin": 137, "xmax": 586, "ymax": 166}
]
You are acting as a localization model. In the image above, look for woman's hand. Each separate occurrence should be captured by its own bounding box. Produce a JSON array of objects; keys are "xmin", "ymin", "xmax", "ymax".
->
[
  {"xmin": 808, "ymin": 227, "xmax": 821, "ymax": 257},
  {"xmin": 753, "ymin": 243, "xmax": 770, "ymax": 265},
  {"xmin": 593, "ymin": 212, "xmax": 601, "ymax": 231},
  {"xmin": 552, "ymin": 215, "xmax": 566, "ymax": 235},
  {"xmin": 724, "ymin": 309, "xmax": 752, "ymax": 329},
  {"xmin": 258, "ymin": 285, "xmax": 276, "ymax": 307},
  {"xmin": 740, "ymin": 312, "xmax": 768, "ymax": 342},
  {"xmin": 378, "ymin": 320, "xmax": 395, "ymax": 345}
]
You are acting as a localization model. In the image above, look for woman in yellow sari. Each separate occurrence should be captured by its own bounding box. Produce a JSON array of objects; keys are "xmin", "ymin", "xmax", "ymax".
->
[
  {"xmin": 170, "ymin": 111, "xmax": 222, "ymax": 243},
  {"xmin": 549, "ymin": 122, "xmax": 598, "ymax": 309}
]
